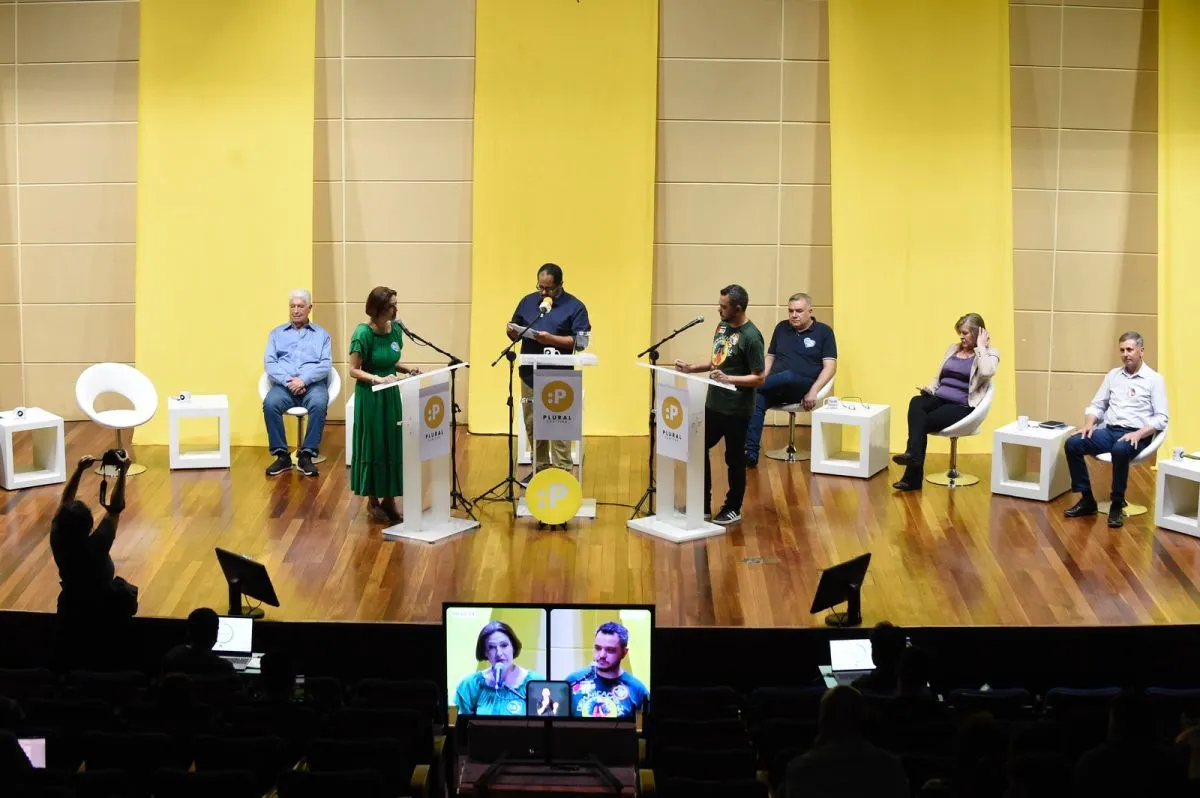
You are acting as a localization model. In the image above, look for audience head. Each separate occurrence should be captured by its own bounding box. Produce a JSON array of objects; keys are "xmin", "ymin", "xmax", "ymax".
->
[
  {"xmin": 897, "ymin": 645, "xmax": 933, "ymax": 695},
  {"xmin": 537, "ymin": 263, "xmax": 564, "ymax": 296},
  {"xmin": 288, "ymin": 289, "xmax": 312, "ymax": 326},
  {"xmin": 1118, "ymin": 331, "xmax": 1145, "ymax": 372},
  {"xmin": 260, "ymin": 650, "xmax": 297, "ymax": 699},
  {"xmin": 870, "ymin": 621, "xmax": 907, "ymax": 673},
  {"xmin": 818, "ymin": 685, "xmax": 864, "ymax": 739},
  {"xmin": 51, "ymin": 500, "xmax": 94, "ymax": 541},
  {"xmin": 719, "ymin": 284, "xmax": 749, "ymax": 321},
  {"xmin": 365, "ymin": 286, "xmax": 398, "ymax": 323},
  {"xmin": 185, "ymin": 607, "xmax": 220, "ymax": 650},
  {"xmin": 787, "ymin": 292, "xmax": 813, "ymax": 329},
  {"xmin": 476, "ymin": 621, "xmax": 522, "ymax": 665},
  {"xmin": 1108, "ymin": 690, "xmax": 1154, "ymax": 743},
  {"xmin": 955, "ymin": 313, "xmax": 986, "ymax": 349},
  {"xmin": 955, "ymin": 711, "xmax": 1004, "ymax": 760}
]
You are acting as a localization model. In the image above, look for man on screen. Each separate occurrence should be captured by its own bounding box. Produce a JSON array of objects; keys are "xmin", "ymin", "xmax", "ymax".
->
[{"xmin": 565, "ymin": 622, "xmax": 649, "ymax": 718}]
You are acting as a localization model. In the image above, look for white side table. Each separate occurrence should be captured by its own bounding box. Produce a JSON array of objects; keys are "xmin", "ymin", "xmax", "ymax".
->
[
  {"xmin": 990, "ymin": 421, "xmax": 1074, "ymax": 501},
  {"xmin": 1155, "ymin": 457, "xmax": 1200, "ymax": 538},
  {"xmin": 811, "ymin": 403, "xmax": 890, "ymax": 479},
  {"xmin": 0, "ymin": 408, "xmax": 66, "ymax": 490},
  {"xmin": 168, "ymin": 395, "xmax": 230, "ymax": 470}
]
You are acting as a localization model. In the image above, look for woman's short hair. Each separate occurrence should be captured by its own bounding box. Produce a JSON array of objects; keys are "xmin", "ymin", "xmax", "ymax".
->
[
  {"xmin": 52, "ymin": 500, "xmax": 93, "ymax": 540},
  {"xmin": 955, "ymin": 313, "xmax": 986, "ymax": 334},
  {"xmin": 476, "ymin": 620, "xmax": 522, "ymax": 661},
  {"xmin": 365, "ymin": 286, "xmax": 397, "ymax": 319}
]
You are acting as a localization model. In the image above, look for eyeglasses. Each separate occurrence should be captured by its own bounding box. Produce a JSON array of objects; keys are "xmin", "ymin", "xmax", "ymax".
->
[{"xmin": 536, "ymin": 284, "xmax": 561, "ymax": 294}]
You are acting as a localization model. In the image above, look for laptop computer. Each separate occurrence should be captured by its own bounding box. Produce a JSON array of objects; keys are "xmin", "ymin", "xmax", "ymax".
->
[
  {"xmin": 828, "ymin": 638, "xmax": 875, "ymax": 686},
  {"xmin": 214, "ymin": 615, "xmax": 261, "ymax": 671},
  {"xmin": 19, "ymin": 737, "xmax": 46, "ymax": 769}
]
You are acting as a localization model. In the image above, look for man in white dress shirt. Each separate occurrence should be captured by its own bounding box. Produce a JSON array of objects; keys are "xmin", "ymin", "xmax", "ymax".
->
[{"xmin": 1063, "ymin": 332, "xmax": 1168, "ymax": 528}]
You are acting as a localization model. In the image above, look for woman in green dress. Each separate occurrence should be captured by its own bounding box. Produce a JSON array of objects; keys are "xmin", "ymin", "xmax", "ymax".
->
[{"xmin": 348, "ymin": 286, "xmax": 419, "ymax": 524}]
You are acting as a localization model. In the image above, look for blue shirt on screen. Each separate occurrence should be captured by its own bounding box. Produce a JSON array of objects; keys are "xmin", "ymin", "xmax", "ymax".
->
[
  {"xmin": 767, "ymin": 318, "xmax": 837, "ymax": 383},
  {"xmin": 264, "ymin": 322, "xmax": 332, "ymax": 387},
  {"xmin": 565, "ymin": 667, "xmax": 649, "ymax": 719},
  {"xmin": 510, "ymin": 291, "xmax": 591, "ymax": 386}
]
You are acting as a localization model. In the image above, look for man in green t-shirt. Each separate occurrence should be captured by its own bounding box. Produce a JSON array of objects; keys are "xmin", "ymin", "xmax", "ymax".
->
[{"xmin": 675, "ymin": 284, "xmax": 766, "ymax": 525}]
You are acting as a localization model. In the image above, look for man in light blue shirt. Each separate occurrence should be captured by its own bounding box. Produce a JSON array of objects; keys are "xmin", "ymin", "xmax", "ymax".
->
[{"xmin": 263, "ymin": 289, "xmax": 332, "ymax": 478}]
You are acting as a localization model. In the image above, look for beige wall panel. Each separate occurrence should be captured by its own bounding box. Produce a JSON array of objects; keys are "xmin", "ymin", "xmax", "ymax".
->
[
  {"xmin": 1047, "ymin": 371, "xmax": 1111, "ymax": 430},
  {"xmin": 780, "ymin": 184, "xmax": 831, "ymax": 246},
  {"xmin": 782, "ymin": 60, "xmax": 829, "ymax": 122},
  {"xmin": 312, "ymin": 243, "xmax": 345, "ymax": 305},
  {"xmin": 0, "ymin": 364, "xmax": 21, "ymax": 410},
  {"xmin": 343, "ymin": 59, "xmax": 474, "ymax": 120},
  {"xmin": 1011, "ymin": 127, "xmax": 1058, "ymax": 190},
  {"xmin": 311, "ymin": 302, "xmax": 345, "ymax": 365},
  {"xmin": 1051, "ymin": 312, "xmax": 1156, "ymax": 373},
  {"xmin": 1062, "ymin": 7, "xmax": 1157, "ymax": 70},
  {"xmin": 1012, "ymin": 189, "xmax": 1056, "ymax": 251},
  {"xmin": 781, "ymin": 122, "xmax": 830, "ymax": 184},
  {"xmin": 17, "ymin": 1, "xmax": 138, "ymax": 63},
  {"xmin": 0, "ymin": 245, "xmax": 14, "ymax": 303},
  {"xmin": 345, "ymin": 242, "xmax": 472, "ymax": 304},
  {"xmin": 1056, "ymin": 190, "xmax": 1156, "ymax": 254},
  {"xmin": 1010, "ymin": 4, "xmax": 1062, "ymax": 67},
  {"xmin": 0, "ymin": 304, "xmax": 18, "ymax": 362},
  {"xmin": 24, "ymin": 363, "xmax": 132, "ymax": 422},
  {"xmin": 1060, "ymin": 68, "xmax": 1156, "ymax": 132},
  {"xmin": 18, "ymin": 63, "xmax": 137, "ymax": 124},
  {"xmin": 1013, "ymin": 310, "xmax": 1052, "ymax": 371},
  {"xmin": 658, "ymin": 60, "xmax": 780, "ymax": 122},
  {"xmin": 1058, "ymin": 130, "xmax": 1156, "ymax": 193},
  {"xmin": 778, "ymin": 245, "xmax": 832, "ymax": 306},
  {"xmin": 1011, "ymin": 67, "xmax": 1060, "ymax": 129},
  {"xmin": 1014, "ymin": 370, "xmax": 1050, "ymax": 419},
  {"xmin": 313, "ymin": 181, "xmax": 343, "ymax": 243},
  {"xmin": 0, "ymin": 124, "xmax": 15, "ymax": 184},
  {"xmin": 313, "ymin": 120, "xmax": 341, "ymax": 181},
  {"xmin": 344, "ymin": 0, "xmax": 475, "ymax": 57},
  {"xmin": 22, "ymin": 303, "xmax": 133, "ymax": 364},
  {"xmin": 0, "ymin": 68, "xmax": 14, "ymax": 125},
  {"xmin": 345, "ymin": 120, "xmax": 472, "ymax": 182},
  {"xmin": 20, "ymin": 184, "xmax": 135, "ymax": 244},
  {"xmin": 651, "ymin": 303, "xmax": 714, "ymax": 364},
  {"xmin": 656, "ymin": 121, "xmax": 779, "ymax": 184},
  {"xmin": 783, "ymin": 0, "xmax": 828, "ymax": 61},
  {"xmin": 315, "ymin": 59, "xmax": 341, "ymax": 121},
  {"xmin": 19, "ymin": 123, "xmax": 136, "ymax": 184},
  {"xmin": 0, "ymin": 6, "xmax": 13, "ymax": 65},
  {"xmin": 21, "ymin": 244, "xmax": 134, "ymax": 304},
  {"xmin": 660, "ymin": 0, "xmax": 782, "ymax": 59},
  {"xmin": 1013, "ymin": 249, "xmax": 1054, "ymax": 311},
  {"xmin": 1052, "ymin": 252, "xmax": 1156, "ymax": 315},
  {"xmin": 1064, "ymin": 0, "xmax": 1157, "ymax": 7},
  {"xmin": 345, "ymin": 182, "xmax": 471, "ymax": 243},
  {"xmin": 317, "ymin": 0, "xmax": 341, "ymax": 58},
  {"xmin": 653, "ymin": 244, "xmax": 777, "ymax": 307},
  {"xmin": 0, "ymin": 185, "xmax": 15, "ymax": 245},
  {"xmin": 655, "ymin": 183, "xmax": 779, "ymax": 245}
]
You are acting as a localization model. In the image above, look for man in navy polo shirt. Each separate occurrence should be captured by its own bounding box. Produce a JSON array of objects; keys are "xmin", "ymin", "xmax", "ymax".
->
[
  {"xmin": 506, "ymin": 263, "xmax": 591, "ymax": 478},
  {"xmin": 744, "ymin": 292, "xmax": 838, "ymax": 467}
]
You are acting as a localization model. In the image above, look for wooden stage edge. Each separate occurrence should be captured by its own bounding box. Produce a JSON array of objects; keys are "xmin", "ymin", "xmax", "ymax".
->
[{"xmin": 2, "ymin": 421, "xmax": 1199, "ymax": 630}]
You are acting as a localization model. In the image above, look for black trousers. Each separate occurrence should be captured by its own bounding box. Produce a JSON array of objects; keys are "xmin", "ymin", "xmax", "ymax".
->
[
  {"xmin": 705, "ymin": 409, "xmax": 749, "ymax": 514},
  {"xmin": 903, "ymin": 394, "xmax": 972, "ymax": 478}
]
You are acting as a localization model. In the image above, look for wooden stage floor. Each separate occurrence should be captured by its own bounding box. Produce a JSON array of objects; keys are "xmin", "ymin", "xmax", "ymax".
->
[{"xmin": 2, "ymin": 422, "xmax": 1199, "ymax": 629}]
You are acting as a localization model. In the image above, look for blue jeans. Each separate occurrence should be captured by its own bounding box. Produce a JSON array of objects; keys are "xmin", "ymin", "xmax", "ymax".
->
[
  {"xmin": 744, "ymin": 370, "xmax": 814, "ymax": 460},
  {"xmin": 1064, "ymin": 425, "xmax": 1147, "ymax": 503},
  {"xmin": 263, "ymin": 381, "xmax": 329, "ymax": 456}
]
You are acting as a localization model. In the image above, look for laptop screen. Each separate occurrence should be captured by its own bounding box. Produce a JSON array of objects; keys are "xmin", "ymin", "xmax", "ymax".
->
[
  {"xmin": 214, "ymin": 616, "xmax": 254, "ymax": 654},
  {"xmin": 19, "ymin": 737, "xmax": 45, "ymax": 768},
  {"xmin": 829, "ymin": 638, "xmax": 874, "ymax": 672}
]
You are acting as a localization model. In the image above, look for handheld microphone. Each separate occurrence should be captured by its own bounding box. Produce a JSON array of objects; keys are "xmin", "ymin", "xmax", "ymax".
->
[{"xmin": 538, "ymin": 297, "xmax": 552, "ymax": 316}]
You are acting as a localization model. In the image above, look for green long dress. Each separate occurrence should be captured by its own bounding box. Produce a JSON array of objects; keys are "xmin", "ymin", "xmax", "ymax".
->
[{"xmin": 349, "ymin": 322, "xmax": 404, "ymax": 498}]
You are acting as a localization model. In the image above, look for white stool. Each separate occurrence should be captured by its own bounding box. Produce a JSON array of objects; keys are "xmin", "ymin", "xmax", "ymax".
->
[
  {"xmin": 257, "ymin": 370, "xmax": 342, "ymax": 465},
  {"xmin": 811, "ymin": 402, "xmax": 891, "ymax": 479},
  {"xmin": 1155, "ymin": 456, "xmax": 1200, "ymax": 537},
  {"xmin": 1093, "ymin": 428, "xmax": 1167, "ymax": 518},
  {"xmin": 990, "ymin": 420, "xmax": 1074, "ymax": 501},
  {"xmin": 0, "ymin": 407, "xmax": 66, "ymax": 490},
  {"xmin": 168, "ymin": 395, "xmax": 230, "ymax": 470},
  {"xmin": 927, "ymin": 383, "xmax": 995, "ymax": 488},
  {"xmin": 765, "ymin": 380, "xmax": 835, "ymax": 463}
]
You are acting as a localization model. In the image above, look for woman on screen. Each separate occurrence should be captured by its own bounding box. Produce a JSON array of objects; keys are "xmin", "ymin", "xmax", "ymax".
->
[{"xmin": 453, "ymin": 621, "xmax": 545, "ymax": 716}]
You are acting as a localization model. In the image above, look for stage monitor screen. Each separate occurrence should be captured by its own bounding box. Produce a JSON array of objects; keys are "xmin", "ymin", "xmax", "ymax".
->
[
  {"xmin": 548, "ymin": 606, "xmax": 653, "ymax": 720},
  {"xmin": 444, "ymin": 604, "xmax": 549, "ymax": 718}
]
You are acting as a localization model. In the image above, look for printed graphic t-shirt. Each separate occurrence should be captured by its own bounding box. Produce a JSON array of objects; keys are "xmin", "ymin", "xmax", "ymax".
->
[
  {"xmin": 705, "ymin": 320, "xmax": 766, "ymax": 417},
  {"xmin": 565, "ymin": 667, "xmax": 650, "ymax": 719}
]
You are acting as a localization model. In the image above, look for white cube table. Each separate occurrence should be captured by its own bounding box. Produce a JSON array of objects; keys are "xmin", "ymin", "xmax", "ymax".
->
[
  {"xmin": 0, "ymin": 407, "xmax": 66, "ymax": 490},
  {"xmin": 1155, "ymin": 457, "xmax": 1200, "ymax": 538},
  {"xmin": 168, "ymin": 395, "xmax": 230, "ymax": 470},
  {"xmin": 811, "ymin": 403, "xmax": 890, "ymax": 479},
  {"xmin": 990, "ymin": 421, "xmax": 1074, "ymax": 501}
]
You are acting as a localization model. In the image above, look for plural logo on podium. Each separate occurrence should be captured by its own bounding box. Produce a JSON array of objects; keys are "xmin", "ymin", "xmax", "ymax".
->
[
  {"xmin": 541, "ymin": 380, "xmax": 574, "ymax": 413},
  {"xmin": 526, "ymin": 468, "xmax": 582, "ymax": 525},
  {"xmin": 533, "ymin": 369, "xmax": 582, "ymax": 442},
  {"xmin": 661, "ymin": 396, "xmax": 684, "ymax": 430},
  {"xmin": 424, "ymin": 395, "xmax": 445, "ymax": 428},
  {"xmin": 418, "ymin": 383, "xmax": 451, "ymax": 461},
  {"xmin": 657, "ymin": 386, "xmax": 689, "ymax": 462}
]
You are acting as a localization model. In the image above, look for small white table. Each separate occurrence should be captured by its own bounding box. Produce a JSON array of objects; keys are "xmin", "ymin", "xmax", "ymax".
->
[
  {"xmin": 990, "ymin": 421, "xmax": 1074, "ymax": 501},
  {"xmin": 1155, "ymin": 457, "xmax": 1200, "ymax": 538},
  {"xmin": 811, "ymin": 403, "xmax": 890, "ymax": 479},
  {"xmin": 168, "ymin": 395, "xmax": 230, "ymax": 470},
  {"xmin": 0, "ymin": 407, "xmax": 66, "ymax": 490}
]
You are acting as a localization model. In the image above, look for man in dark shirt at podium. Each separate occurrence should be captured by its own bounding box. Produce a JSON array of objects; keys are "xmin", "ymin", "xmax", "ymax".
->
[{"xmin": 565, "ymin": 622, "xmax": 649, "ymax": 719}]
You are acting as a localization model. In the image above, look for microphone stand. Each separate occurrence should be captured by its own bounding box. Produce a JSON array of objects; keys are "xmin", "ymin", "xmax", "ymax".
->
[
  {"xmin": 472, "ymin": 312, "xmax": 545, "ymax": 515},
  {"xmin": 631, "ymin": 318, "xmax": 705, "ymax": 520},
  {"xmin": 397, "ymin": 322, "xmax": 475, "ymax": 520}
]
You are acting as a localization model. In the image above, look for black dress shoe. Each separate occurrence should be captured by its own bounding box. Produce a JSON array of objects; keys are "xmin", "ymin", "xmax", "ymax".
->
[
  {"xmin": 1108, "ymin": 501, "xmax": 1126, "ymax": 528},
  {"xmin": 892, "ymin": 452, "xmax": 914, "ymax": 467},
  {"xmin": 1064, "ymin": 498, "xmax": 1098, "ymax": 518},
  {"xmin": 892, "ymin": 479, "xmax": 922, "ymax": 492}
]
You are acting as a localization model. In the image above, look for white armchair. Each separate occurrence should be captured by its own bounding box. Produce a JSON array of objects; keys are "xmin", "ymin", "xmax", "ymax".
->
[
  {"xmin": 766, "ymin": 379, "xmax": 835, "ymax": 463},
  {"xmin": 927, "ymin": 382, "xmax": 995, "ymax": 488},
  {"xmin": 1094, "ymin": 427, "xmax": 1168, "ymax": 518},
  {"xmin": 258, "ymin": 369, "xmax": 341, "ymax": 464},
  {"xmin": 75, "ymin": 363, "xmax": 159, "ymax": 476}
]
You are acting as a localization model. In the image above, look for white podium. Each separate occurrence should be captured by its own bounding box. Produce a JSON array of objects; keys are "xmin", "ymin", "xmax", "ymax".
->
[
  {"xmin": 378, "ymin": 363, "xmax": 480, "ymax": 543},
  {"xmin": 516, "ymin": 353, "xmax": 598, "ymax": 520},
  {"xmin": 990, "ymin": 421, "xmax": 1074, "ymax": 501},
  {"xmin": 810, "ymin": 402, "xmax": 891, "ymax": 479},
  {"xmin": 627, "ymin": 363, "xmax": 735, "ymax": 543},
  {"xmin": 0, "ymin": 408, "xmax": 65, "ymax": 490},
  {"xmin": 1155, "ymin": 456, "xmax": 1200, "ymax": 538},
  {"xmin": 168, "ymin": 394, "xmax": 231, "ymax": 470}
]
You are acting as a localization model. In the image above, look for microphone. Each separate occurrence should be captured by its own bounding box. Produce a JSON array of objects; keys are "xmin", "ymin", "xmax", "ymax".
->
[
  {"xmin": 677, "ymin": 315, "xmax": 704, "ymax": 333},
  {"xmin": 538, "ymin": 297, "xmax": 552, "ymax": 316},
  {"xmin": 492, "ymin": 662, "xmax": 503, "ymax": 689}
]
